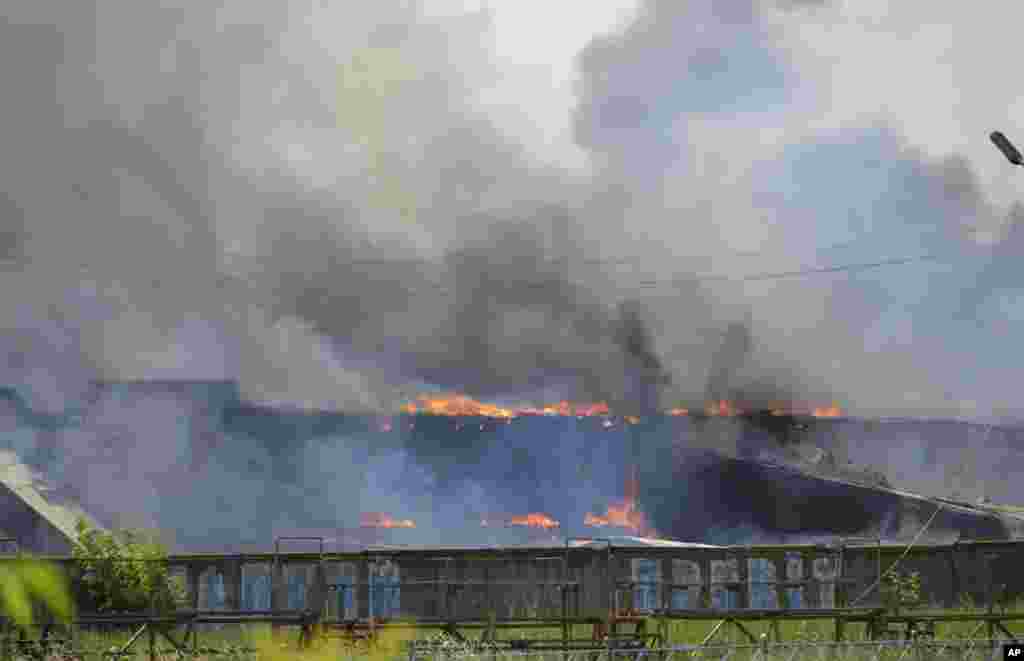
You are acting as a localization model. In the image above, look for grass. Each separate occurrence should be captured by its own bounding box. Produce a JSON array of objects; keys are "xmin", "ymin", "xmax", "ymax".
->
[
  {"xmin": 6, "ymin": 603, "xmax": 1024, "ymax": 660},
  {"xmin": 4, "ymin": 623, "xmax": 414, "ymax": 660}
]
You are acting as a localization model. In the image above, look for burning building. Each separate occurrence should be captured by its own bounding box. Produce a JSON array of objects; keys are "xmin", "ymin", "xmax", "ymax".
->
[
  {"xmin": 72, "ymin": 535, "xmax": 1024, "ymax": 620},
  {"xmin": 1, "ymin": 381, "xmax": 1021, "ymax": 554}
]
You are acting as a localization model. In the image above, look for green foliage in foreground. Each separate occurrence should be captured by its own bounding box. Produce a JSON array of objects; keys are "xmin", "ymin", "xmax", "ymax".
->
[
  {"xmin": 0, "ymin": 557, "xmax": 73, "ymax": 628},
  {"xmin": 1, "ymin": 616, "xmax": 1023, "ymax": 661},
  {"xmin": 73, "ymin": 519, "xmax": 187, "ymax": 613},
  {"xmin": 881, "ymin": 569, "xmax": 922, "ymax": 611}
]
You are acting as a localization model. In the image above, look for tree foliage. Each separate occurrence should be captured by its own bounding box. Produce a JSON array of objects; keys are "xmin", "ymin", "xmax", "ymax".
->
[
  {"xmin": 0, "ymin": 557, "xmax": 73, "ymax": 627},
  {"xmin": 72, "ymin": 519, "xmax": 186, "ymax": 613},
  {"xmin": 882, "ymin": 568, "xmax": 922, "ymax": 612}
]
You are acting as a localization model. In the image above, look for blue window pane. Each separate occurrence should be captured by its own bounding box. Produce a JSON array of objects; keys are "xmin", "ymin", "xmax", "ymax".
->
[
  {"xmin": 287, "ymin": 571, "xmax": 306, "ymax": 610},
  {"xmin": 750, "ymin": 583, "xmax": 773, "ymax": 608},
  {"xmin": 370, "ymin": 575, "xmax": 400, "ymax": 618},
  {"xmin": 712, "ymin": 589, "xmax": 738, "ymax": 609},
  {"xmin": 206, "ymin": 572, "xmax": 225, "ymax": 609},
  {"xmin": 671, "ymin": 590, "xmax": 690, "ymax": 609},
  {"xmin": 243, "ymin": 574, "xmax": 271, "ymax": 611},
  {"xmin": 634, "ymin": 560, "xmax": 658, "ymax": 611},
  {"xmin": 786, "ymin": 588, "xmax": 803, "ymax": 609},
  {"xmin": 748, "ymin": 559, "xmax": 778, "ymax": 609},
  {"xmin": 337, "ymin": 577, "xmax": 354, "ymax": 614}
]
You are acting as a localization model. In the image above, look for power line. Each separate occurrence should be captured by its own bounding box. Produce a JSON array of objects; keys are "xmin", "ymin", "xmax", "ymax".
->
[
  {"xmin": 686, "ymin": 252, "xmax": 948, "ymax": 285},
  {"xmin": 0, "ymin": 250, "xmax": 961, "ymax": 290},
  {"xmin": 263, "ymin": 223, "xmax": 987, "ymax": 267}
]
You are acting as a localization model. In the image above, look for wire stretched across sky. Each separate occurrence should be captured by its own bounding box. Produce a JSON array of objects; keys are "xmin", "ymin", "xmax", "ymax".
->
[
  {"xmin": 683, "ymin": 252, "xmax": 948, "ymax": 285},
  {"xmin": 398, "ymin": 250, "xmax": 957, "ymax": 296},
  {"xmin": 0, "ymin": 250, "xmax": 958, "ymax": 290}
]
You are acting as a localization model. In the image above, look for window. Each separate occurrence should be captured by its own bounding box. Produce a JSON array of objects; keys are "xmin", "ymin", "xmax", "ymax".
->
[
  {"xmin": 329, "ymin": 562, "xmax": 357, "ymax": 620},
  {"xmin": 748, "ymin": 559, "xmax": 778, "ymax": 609},
  {"xmin": 370, "ymin": 561, "xmax": 400, "ymax": 618},
  {"xmin": 785, "ymin": 553, "xmax": 805, "ymax": 609},
  {"xmin": 203, "ymin": 569, "xmax": 225, "ymax": 610},
  {"xmin": 337, "ymin": 576, "xmax": 354, "ymax": 617},
  {"xmin": 241, "ymin": 564, "xmax": 271, "ymax": 611},
  {"xmin": 632, "ymin": 559, "xmax": 659, "ymax": 611},
  {"xmin": 711, "ymin": 559, "xmax": 740, "ymax": 609},
  {"xmin": 711, "ymin": 587, "xmax": 739, "ymax": 609},
  {"xmin": 286, "ymin": 566, "xmax": 307, "ymax": 610},
  {"xmin": 814, "ymin": 556, "xmax": 838, "ymax": 608},
  {"xmin": 671, "ymin": 560, "xmax": 701, "ymax": 610}
]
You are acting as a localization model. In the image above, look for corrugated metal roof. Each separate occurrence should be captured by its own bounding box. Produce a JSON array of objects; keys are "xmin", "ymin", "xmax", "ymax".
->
[
  {"xmin": 571, "ymin": 536, "xmax": 723, "ymax": 548},
  {"xmin": 751, "ymin": 455, "xmax": 1022, "ymax": 520},
  {"xmin": 0, "ymin": 451, "xmax": 101, "ymax": 544},
  {"xmin": 364, "ymin": 536, "xmax": 722, "ymax": 552}
]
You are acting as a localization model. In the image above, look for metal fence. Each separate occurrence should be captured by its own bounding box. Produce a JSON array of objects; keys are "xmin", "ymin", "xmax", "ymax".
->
[{"xmin": 407, "ymin": 640, "xmax": 1021, "ymax": 661}]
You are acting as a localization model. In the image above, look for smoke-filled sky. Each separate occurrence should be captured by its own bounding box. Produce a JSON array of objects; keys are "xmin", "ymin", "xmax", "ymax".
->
[
  {"xmin": 4, "ymin": 0, "xmax": 1024, "ymax": 546},
  {"xmin": 3, "ymin": 0, "xmax": 1024, "ymax": 421}
]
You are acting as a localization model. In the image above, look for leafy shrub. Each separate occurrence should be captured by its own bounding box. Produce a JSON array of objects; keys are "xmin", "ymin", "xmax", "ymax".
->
[
  {"xmin": 0, "ymin": 556, "xmax": 73, "ymax": 627},
  {"xmin": 881, "ymin": 569, "xmax": 921, "ymax": 611},
  {"xmin": 72, "ymin": 519, "xmax": 187, "ymax": 613}
]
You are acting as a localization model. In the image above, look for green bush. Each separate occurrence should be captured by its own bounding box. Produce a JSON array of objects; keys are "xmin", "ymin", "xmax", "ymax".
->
[
  {"xmin": 0, "ymin": 556, "xmax": 73, "ymax": 627},
  {"xmin": 881, "ymin": 569, "xmax": 921, "ymax": 611},
  {"xmin": 72, "ymin": 519, "xmax": 187, "ymax": 613}
]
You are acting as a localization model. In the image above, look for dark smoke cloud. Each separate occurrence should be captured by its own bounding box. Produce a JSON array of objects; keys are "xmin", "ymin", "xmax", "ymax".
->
[
  {"xmin": 704, "ymin": 321, "xmax": 752, "ymax": 404},
  {"xmin": 0, "ymin": 0, "xmax": 707, "ymax": 543},
  {"xmin": 3, "ymin": 0, "xmax": 1024, "ymax": 548},
  {"xmin": 7, "ymin": 0, "xmax": 1011, "ymax": 423},
  {"xmin": 2, "ymin": 1, "xmax": 674, "ymax": 415},
  {"xmin": 2, "ymin": 0, "xmax": 1019, "ymax": 419}
]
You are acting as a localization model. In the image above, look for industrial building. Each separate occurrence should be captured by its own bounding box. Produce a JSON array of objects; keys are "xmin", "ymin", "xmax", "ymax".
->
[
  {"xmin": 0, "ymin": 460, "xmax": 1022, "ymax": 623},
  {"xmin": 140, "ymin": 536, "xmax": 1024, "ymax": 621},
  {"xmin": 2, "ymin": 381, "xmax": 1024, "ymax": 623}
]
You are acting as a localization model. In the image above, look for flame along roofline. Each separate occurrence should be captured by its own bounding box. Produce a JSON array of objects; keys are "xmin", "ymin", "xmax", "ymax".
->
[{"xmin": 362, "ymin": 537, "xmax": 725, "ymax": 551}]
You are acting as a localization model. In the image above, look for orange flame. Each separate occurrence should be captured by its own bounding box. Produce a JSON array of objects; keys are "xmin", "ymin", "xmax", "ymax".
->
[
  {"xmin": 812, "ymin": 404, "xmax": 843, "ymax": 418},
  {"xmin": 400, "ymin": 393, "xmax": 840, "ymax": 421},
  {"xmin": 584, "ymin": 502, "xmax": 656, "ymax": 535},
  {"xmin": 574, "ymin": 402, "xmax": 611, "ymax": 416},
  {"xmin": 706, "ymin": 400, "xmax": 740, "ymax": 417},
  {"xmin": 402, "ymin": 395, "xmax": 516, "ymax": 419},
  {"xmin": 399, "ymin": 394, "xmax": 609, "ymax": 419},
  {"xmin": 584, "ymin": 466, "xmax": 658, "ymax": 536},
  {"xmin": 360, "ymin": 512, "xmax": 416, "ymax": 529},
  {"xmin": 508, "ymin": 513, "xmax": 561, "ymax": 529}
]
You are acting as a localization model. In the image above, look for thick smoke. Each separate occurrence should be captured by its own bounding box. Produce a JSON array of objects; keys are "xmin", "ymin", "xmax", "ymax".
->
[
  {"xmin": 570, "ymin": 0, "xmax": 1024, "ymax": 421},
  {"xmin": 3, "ymin": 0, "xmax": 1024, "ymax": 545},
  {"xmin": 0, "ymin": 1, "xmax": 712, "ymax": 418},
  {"xmin": 7, "ymin": 0, "xmax": 1022, "ymax": 423}
]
